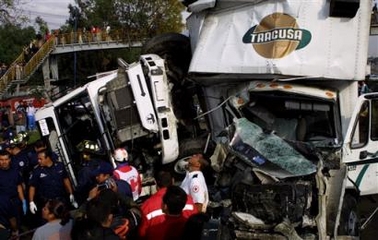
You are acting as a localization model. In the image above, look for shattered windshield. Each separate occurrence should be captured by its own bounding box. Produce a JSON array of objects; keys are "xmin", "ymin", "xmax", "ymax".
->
[
  {"xmin": 230, "ymin": 118, "xmax": 317, "ymax": 178},
  {"xmin": 239, "ymin": 92, "xmax": 337, "ymax": 144}
]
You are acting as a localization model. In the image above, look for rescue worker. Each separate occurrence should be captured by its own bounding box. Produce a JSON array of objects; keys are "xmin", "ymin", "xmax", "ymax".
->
[
  {"xmin": 0, "ymin": 150, "xmax": 27, "ymax": 238},
  {"xmin": 28, "ymin": 149, "xmax": 78, "ymax": 218},
  {"xmin": 28, "ymin": 139, "xmax": 59, "ymax": 168},
  {"xmin": 75, "ymin": 140, "xmax": 105, "ymax": 205},
  {"xmin": 92, "ymin": 161, "xmax": 133, "ymax": 200},
  {"xmin": 112, "ymin": 148, "xmax": 142, "ymax": 201},
  {"xmin": 180, "ymin": 153, "xmax": 209, "ymax": 213},
  {"xmin": 8, "ymin": 133, "xmax": 32, "ymax": 185},
  {"xmin": 140, "ymin": 186, "xmax": 190, "ymax": 240},
  {"xmin": 138, "ymin": 171, "xmax": 197, "ymax": 239}
]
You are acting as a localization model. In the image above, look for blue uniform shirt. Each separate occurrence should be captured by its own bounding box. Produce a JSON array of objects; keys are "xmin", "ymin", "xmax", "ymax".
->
[
  {"xmin": 28, "ymin": 150, "xmax": 59, "ymax": 168},
  {"xmin": 0, "ymin": 165, "xmax": 22, "ymax": 198},
  {"xmin": 29, "ymin": 162, "xmax": 68, "ymax": 200},
  {"xmin": 115, "ymin": 178, "xmax": 133, "ymax": 200},
  {"xmin": 12, "ymin": 149, "xmax": 32, "ymax": 183},
  {"xmin": 0, "ymin": 165, "xmax": 23, "ymax": 228}
]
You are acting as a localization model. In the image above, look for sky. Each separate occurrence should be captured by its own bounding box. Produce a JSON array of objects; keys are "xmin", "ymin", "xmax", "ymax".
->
[{"xmin": 22, "ymin": 0, "xmax": 75, "ymax": 30}]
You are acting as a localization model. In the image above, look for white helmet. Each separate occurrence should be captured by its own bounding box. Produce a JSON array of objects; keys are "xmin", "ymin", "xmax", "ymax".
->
[{"xmin": 113, "ymin": 148, "xmax": 128, "ymax": 162}]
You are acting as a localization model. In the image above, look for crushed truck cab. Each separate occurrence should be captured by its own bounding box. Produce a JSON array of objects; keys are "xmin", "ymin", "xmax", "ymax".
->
[
  {"xmin": 173, "ymin": 0, "xmax": 372, "ymax": 239},
  {"xmin": 35, "ymin": 0, "xmax": 378, "ymax": 239},
  {"xmin": 35, "ymin": 55, "xmax": 181, "ymax": 192}
]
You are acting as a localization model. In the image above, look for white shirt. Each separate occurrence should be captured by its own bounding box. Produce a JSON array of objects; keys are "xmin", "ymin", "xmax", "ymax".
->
[
  {"xmin": 27, "ymin": 106, "xmax": 36, "ymax": 116},
  {"xmin": 180, "ymin": 170, "xmax": 208, "ymax": 212}
]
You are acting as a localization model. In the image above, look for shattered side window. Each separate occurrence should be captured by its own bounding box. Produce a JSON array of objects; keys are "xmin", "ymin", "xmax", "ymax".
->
[{"xmin": 351, "ymin": 101, "xmax": 369, "ymax": 148}]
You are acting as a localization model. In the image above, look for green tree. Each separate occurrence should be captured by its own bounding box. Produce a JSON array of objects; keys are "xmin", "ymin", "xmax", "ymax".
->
[
  {"xmin": 0, "ymin": 24, "xmax": 35, "ymax": 64},
  {"xmin": 73, "ymin": 0, "xmax": 185, "ymax": 38},
  {"xmin": 35, "ymin": 16, "xmax": 49, "ymax": 35},
  {"xmin": 0, "ymin": 0, "xmax": 28, "ymax": 25}
]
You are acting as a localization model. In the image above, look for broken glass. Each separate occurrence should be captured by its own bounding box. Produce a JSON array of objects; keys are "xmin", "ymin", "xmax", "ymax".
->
[{"xmin": 230, "ymin": 118, "xmax": 317, "ymax": 178}]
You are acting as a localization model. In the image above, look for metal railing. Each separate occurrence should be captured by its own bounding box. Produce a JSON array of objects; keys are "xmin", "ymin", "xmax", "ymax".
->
[
  {"xmin": 53, "ymin": 29, "xmax": 138, "ymax": 46},
  {"xmin": 0, "ymin": 37, "xmax": 56, "ymax": 94}
]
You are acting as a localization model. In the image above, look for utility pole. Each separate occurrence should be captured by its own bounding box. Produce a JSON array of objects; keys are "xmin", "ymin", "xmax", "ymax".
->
[{"xmin": 73, "ymin": 8, "xmax": 78, "ymax": 88}]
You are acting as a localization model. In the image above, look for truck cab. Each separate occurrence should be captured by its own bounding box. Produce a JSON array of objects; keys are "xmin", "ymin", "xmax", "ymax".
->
[
  {"xmin": 34, "ymin": 0, "xmax": 378, "ymax": 238},
  {"xmin": 160, "ymin": 0, "xmax": 373, "ymax": 238},
  {"xmin": 35, "ymin": 55, "xmax": 182, "ymax": 189}
]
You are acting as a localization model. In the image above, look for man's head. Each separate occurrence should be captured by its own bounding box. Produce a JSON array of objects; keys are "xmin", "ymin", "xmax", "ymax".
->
[
  {"xmin": 162, "ymin": 186, "xmax": 187, "ymax": 215},
  {"xmin": 155, "ymin": 171, "xmax": 174, "ymax": 189},
  {"xmin": 97, "ymin": 189, "xmax": 120, "ymax": 214},
  {"xmin": 0, "ymin": 150, "xmax": 11, "ymax": 170},
  {"xmin": 93, "ymin": 161, "xmax": 114, "ymax": 183},
  {"xmin": 86, "ymin": 198, "xmax": 113, "ymax": 227},
  {"xmin": 188, "ymin": 153, "xmax": 208, "ymax": 172},
  {"xmin": 34, "ymin": 139, "xmax": 47, "ymax": 152},
  {"xmin": 37, "ymin": 149, "xmax": 54, "ymax": 167},
  {"xmin": 81, "ymin": 151, "xmax": 92, "ymax": 162}
]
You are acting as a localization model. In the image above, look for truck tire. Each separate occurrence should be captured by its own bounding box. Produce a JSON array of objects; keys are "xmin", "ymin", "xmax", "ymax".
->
[
  {"xmin": 141, "ymin": 33, "xmax": 192, "ymax": 83},
  {"xmin": 338, "ymin": 194, "xmax": 360, "ymax": 236}
]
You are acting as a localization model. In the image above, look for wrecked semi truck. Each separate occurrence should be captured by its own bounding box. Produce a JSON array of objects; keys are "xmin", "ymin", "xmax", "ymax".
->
[
  {"xmin": 146, "ymin": 0, "xmax": 373, "ymax": 239},
  {"xmin": 34, "ymin": 0, "xmax": 376, "ymax": 239},
  {"xmin": 34, "ymin": 55, "xmax": 189, "ymax": 191}
]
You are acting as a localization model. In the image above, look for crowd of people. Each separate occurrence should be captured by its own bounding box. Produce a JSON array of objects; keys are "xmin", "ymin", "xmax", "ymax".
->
[
  {"xmin": 0, "ymin": 102, "xmax": 36, "ymax": 139},
  {"xmin": 0, "ymin": 125, "xmax": 213, "ymax": 240},
  {"xmin": 0, "ymin": 32, "xmax": 46, "ymax": 85}
]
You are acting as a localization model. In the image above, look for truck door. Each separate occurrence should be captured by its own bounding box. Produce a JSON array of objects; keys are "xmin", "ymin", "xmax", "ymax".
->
[{"xmin": 344, "ymin": 93, "xmax": 378, "ymax": 195}]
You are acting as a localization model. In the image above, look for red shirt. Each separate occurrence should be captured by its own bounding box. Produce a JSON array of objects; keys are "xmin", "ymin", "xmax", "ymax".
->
[{"xmin": 138, "ymin": 187, "xmax": 198, "ymax": 239}]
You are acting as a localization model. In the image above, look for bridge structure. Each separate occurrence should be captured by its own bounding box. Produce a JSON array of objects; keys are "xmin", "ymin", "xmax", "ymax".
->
[{"xmin": 0, "ymin": 29, "xmax": 143, "ymax": 98}]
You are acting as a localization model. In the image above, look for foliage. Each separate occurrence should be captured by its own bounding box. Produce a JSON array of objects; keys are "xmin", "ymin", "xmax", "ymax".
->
[
  {"xmin": 0, "ymin": 24, "xmax": 35, "ymax": 64},
  {"xmin": 72, "ymin": 0, "xmax": 185, "ymax": 38},
  {"xmin": 51, "ymin": 0, "xmax": 185, "ymax": 89},
  {"xmin": 28, "ymin": 129, "xmax": 41, "ymax": 145},
  {"xmin": 0, "ymin": 0, "xmax": 28, "ymax": 25},
  {"xmin": 0, "ymin": 0, "xmax": 186, "ymax": 95},
  {"xmin": 35, "ymin": 16, "xmax": 49, "ymax": 35}
]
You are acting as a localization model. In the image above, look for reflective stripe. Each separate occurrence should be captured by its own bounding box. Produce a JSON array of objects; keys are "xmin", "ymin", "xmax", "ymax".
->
[
  {"xmin": 183, "ymin": 204, "xmax": 194, "ymax": 211},
  {"xmin": 146, "ymin": 204, "xmax": 194, "ymax": 220},
  {"xmin": 146, "ymin": 209, "xmax": 164, "ymax": 220}
]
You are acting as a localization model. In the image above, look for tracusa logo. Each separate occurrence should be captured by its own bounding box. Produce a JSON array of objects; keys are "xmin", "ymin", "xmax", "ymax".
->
[{"xmin": 242, "ymin": 13, "xmax": 311, "ymax": 59}]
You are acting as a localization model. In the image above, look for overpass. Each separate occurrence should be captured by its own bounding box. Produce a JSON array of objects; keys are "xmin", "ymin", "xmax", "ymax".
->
[{"xmin": 0, "ymin": 30, "xmax": 143, "ymax": 98}]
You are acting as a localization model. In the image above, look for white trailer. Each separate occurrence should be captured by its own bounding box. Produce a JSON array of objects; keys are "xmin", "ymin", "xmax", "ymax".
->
[{"xmin": 159, "ymin": 0, "xmax": 374, "ymax": 239}]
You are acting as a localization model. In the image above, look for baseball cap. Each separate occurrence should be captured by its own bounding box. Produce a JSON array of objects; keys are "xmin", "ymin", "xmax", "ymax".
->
[{"xmin": 92, "ymin": 161, "xmax": 114, "ymax": 176}]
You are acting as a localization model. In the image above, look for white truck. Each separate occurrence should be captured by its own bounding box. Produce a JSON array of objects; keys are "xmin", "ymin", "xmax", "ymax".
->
[{"xmin": 35, "ymin": 0, "xmax": 376, "ymax": 239}]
